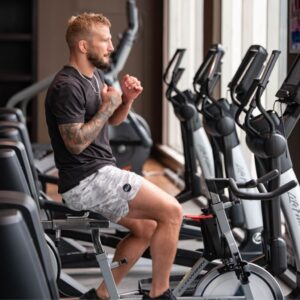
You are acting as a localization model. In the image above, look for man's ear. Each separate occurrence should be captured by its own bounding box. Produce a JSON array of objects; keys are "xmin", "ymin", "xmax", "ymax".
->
[{"xmin": 78, "ymin": 40, "xmax": 88, "ymax": 53}]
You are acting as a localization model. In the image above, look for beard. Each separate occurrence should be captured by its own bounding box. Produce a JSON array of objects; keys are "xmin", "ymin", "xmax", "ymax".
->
[{"xmin": 87, "ymin": 50, "xmax": 111, "ymax": 69}]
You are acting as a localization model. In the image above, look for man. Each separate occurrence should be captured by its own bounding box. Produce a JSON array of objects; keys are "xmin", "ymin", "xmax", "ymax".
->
[{"xmin": 45, "ymin": 12, "xmax": 182, "ymax": 300}]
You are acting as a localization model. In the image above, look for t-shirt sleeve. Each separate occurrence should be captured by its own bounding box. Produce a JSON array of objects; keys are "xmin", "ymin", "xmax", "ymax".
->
[{"xmin": 50, "ymin": 82, "xmax": 85, "ymax": 125}]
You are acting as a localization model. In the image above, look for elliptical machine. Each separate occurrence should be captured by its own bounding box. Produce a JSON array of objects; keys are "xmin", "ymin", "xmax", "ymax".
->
[
  {"xmin": 233, "ymin": 51, "xmax": 300, "ymax": 299},
  {"xmin": 105, "ymin": 0, "xmax": 153, "ymax": 175},
  {"xmin": 193, "ymin": 45, "xmax": 270, "ymax": 259},
  {"xmin": 164, "ymin": 45, "xmax": 267, "ymax": 260},
  {"xmin": 163, "ymin": 48, "xmax": 212, "ymax": 202}
]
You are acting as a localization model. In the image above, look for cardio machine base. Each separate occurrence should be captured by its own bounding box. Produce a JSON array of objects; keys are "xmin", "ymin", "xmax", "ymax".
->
[
  {"xmin": 138, "ymin": 263, "xmax": 283, "ymax": 300},
  {"xmin": 139, "ymin": 274, "xmax": 202, "ymax": 297},
  {"xmin": 194, "ymin": 263, "xmax": 283, "ymax": 300}
]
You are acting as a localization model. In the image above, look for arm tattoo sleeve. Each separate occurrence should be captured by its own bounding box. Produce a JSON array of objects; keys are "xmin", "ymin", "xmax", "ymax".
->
[{"xmin": 59, "ymin": 110, "xmax": 111, "ymax": 155}]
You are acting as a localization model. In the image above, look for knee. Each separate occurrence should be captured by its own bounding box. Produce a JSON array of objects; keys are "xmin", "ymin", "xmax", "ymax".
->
[
  {"xmin": 167, "ymin": 199, "xmax": 183, "ymax": 226},
  {"xmin": 132, "ymin": 220, "xmax": 157, "ymax": 240}
]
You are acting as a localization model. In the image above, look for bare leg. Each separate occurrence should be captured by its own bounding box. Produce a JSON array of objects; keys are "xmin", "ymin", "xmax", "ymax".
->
[
  {"xmin": 96, "ymin": 219, "xmax": 157, "ymax": 299},
  {"xmin": 96, "ymin": 178, "xmax": 182, "ymax": 299},
  {"xmin": 124, "ymin": 179, "xmax": 182, "ymax": 297}
]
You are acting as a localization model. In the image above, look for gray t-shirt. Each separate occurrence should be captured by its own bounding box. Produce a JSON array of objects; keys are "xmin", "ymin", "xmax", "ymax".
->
[{"xmin": 45, "ymin": 66, "xmax": 116, "ymax": 193}]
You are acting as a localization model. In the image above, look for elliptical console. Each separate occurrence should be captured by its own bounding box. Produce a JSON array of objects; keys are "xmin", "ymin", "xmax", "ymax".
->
[{"xmin": 276, "ymin": 55, "xmax": 300, "ymax": 104}]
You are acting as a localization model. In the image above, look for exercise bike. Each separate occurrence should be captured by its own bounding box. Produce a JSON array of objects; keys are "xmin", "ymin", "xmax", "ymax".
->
[{"xmin": 0, "ymin": 169, "xmax": 296, "ymax": 299}]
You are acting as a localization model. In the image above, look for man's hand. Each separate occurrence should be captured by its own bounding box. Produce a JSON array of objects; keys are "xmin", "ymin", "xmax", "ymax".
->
[
  {"xmin": 100, "ymin": 84, "xmax": 122, "ymax": 116},
  {"xmin": 120, "ymin": 74, "xmax": 143, "ymax": 105}
]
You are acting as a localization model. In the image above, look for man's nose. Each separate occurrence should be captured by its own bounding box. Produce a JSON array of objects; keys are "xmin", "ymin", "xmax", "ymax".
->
[{"xmin": 109, "ymin": 40, "xmax": 114, "ymax": 52}]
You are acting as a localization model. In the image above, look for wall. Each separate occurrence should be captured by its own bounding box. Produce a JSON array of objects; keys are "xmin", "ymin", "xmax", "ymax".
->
[{"xmin": 36, "ymin": 0, "xmax": 163, "ymax": 145}]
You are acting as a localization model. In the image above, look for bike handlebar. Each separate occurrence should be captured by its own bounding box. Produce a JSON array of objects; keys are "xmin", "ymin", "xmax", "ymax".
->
[
  {"xmin": 228, "ymin": 178, "xmax": 296, "ymax": 200},
  {"xmin": 207, "ymin": 169, "xmax": 297, "ymax": 200}
]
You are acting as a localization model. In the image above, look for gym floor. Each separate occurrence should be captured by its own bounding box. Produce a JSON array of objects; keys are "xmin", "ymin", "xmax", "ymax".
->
[{"xmin": 46, "ymin": 158, "xmax": 292, "ymax": 297}]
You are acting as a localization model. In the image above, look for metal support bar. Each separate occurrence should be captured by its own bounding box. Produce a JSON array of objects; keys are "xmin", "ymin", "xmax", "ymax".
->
[{"xmin": 91, "ymin": 229, "xmax": 120, "ymax": 300}]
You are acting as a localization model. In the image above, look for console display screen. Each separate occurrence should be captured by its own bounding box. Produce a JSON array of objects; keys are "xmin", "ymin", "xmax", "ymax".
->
[
  {"xmin": 285, "ymin": 57, "xmax": 300, "ymax": 85},
  {"xmin": 276, "ymin": 55, "xmax": 300, "ymax": 102}
]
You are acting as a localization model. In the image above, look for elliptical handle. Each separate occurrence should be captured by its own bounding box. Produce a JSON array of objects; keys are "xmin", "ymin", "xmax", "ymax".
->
[
  {"xmin": 228, "ymin": 45, "xmax": 267, "ymax": 112},
  {"xmin": 127, "ymin": 112, "xmax": 153, "ymax": 148},
  {"xmin": 165, "ymin": 68, "xmax": 185, "ymax": 100},
  {"xmin": 173, "ymin": 68, "xmax": 185, "ymax": 87},
  {"xmin": 259, "ymin": 50, "xmax": 281, "ymax": 90},
  {"xmin": 163, "ymin": 49, "xmax": 190, "ymax": 105},
  {"xmin": 228, "ymin": 45, "xmax": 267, "ymax": 91},
  {"xmin": 193, "ymin": 44, "xmax": 224, "ymax": 95},
  {"xmin": 234, "ymin": 78, "xmax": 260, "ymax": 129},
  {"xmin": 252, "ymin": 50, "xmax": 281, "ymax": 134},
  {"xmin": 104, "ymin": 0, "xmax": 139, "ymax": 84},
  {"xmin": 127, "ymin": 0, "xmax": 138, "ymax": 30},
  {"xmin": 163, "ymin": 49, "xmax": 186, "ymax": 86}
]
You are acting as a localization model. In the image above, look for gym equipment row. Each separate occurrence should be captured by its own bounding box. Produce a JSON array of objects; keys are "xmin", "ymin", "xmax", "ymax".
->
[
  {"xmin": 163, "ymin": 45, "xmax": 265, "ymax": 260},
  {"xmin": 0, "ymin": 146, "xmax": 295, "ymax": 299},
  {"xmin": 0, "ymin": 1, "xmax": 300, "ymax": 299},
  {"xmin": 161, "ymin": 43, "xmax": 300, "ymax": 298},
  {"xmin": 0, "ymin": 47, "xmax": 300, "ymax": 300}
]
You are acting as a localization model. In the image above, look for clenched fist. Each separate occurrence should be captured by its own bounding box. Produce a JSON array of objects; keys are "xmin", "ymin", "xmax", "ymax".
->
[
  {"xmin": 100, "ymin": 84, "xmax": 122, "ymax": 117},
  {"xmin": 120, "ymin": 74, "xmax": 143, "ymax": 105}
]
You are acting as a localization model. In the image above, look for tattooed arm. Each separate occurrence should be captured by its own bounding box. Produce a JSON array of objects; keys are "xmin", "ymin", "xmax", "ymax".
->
[
  {"xmin": 58, "ymin": 110, "xmax": 110, "ymax": 155},
  {"xmin": 59, "ymin": 85, "xmax": 122, "ymax": 155}
]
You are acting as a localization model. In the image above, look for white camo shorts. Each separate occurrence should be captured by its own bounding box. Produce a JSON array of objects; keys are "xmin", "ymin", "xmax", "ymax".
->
[{"xmin": 62, "ymin": 165, "xmax": 143, "ymax": 223}]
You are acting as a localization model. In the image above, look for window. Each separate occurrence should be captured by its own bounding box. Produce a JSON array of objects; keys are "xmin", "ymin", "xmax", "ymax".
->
[
  {"xmin": 163, "ymin": 0, "xmax": 204, "ymax": 154},
  {"xmin": 221, "ymin": 0, "xmax": 287, "ymax": 171},
  {"xmin": 221, "ymin": 0, "xmax": 287, "ymax": 109},
  {"xmin": 163, "ymin": 0, "xmax": 287, "ymax": 166}
]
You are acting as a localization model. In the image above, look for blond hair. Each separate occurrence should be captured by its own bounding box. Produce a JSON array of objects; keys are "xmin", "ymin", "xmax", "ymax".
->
[{"xmin": 66, "ymin": 12, "xmax": 111, "ymax": 50}]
